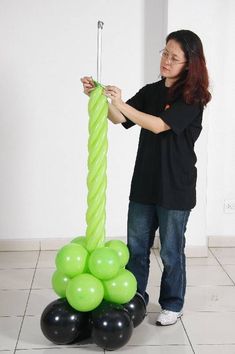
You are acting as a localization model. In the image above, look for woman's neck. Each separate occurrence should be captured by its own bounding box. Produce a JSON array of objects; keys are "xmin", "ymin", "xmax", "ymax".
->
[{"xmin": 165, "ymin": 77, "xmax": 177, "ymax": 87}]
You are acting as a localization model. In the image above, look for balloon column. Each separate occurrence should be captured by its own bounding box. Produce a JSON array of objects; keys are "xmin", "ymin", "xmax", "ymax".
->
[{"xmin": 40, "ymin": 22, "xmax": 146, "ymax": 351}]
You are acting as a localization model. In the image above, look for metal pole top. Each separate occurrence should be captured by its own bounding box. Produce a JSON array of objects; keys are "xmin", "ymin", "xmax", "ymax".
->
[{"xmin": 97, "ymin": 20, "xmax": 104, "ymax": 83}]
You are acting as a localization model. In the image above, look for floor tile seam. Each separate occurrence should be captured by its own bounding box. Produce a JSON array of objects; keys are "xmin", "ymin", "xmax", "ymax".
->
[
  {"xmin": 208, "ymin": 248, "xmax": 235, "ymax": 265},
  {"xmin": 179, "ymin": 317, "xmax": 195, "ymax": 354},
  {"xmin": 0, "ymin": 288, "xmax": 34, "ymax": 291},
  {"xmin": 123, "ymin": 344, "xmax": 194, "ymax": 347},
  {"xmin": 14, "ymin": 344, "xmax": 198, "ymax": 351},
  {"xmin": 0, "ymin": 267, "xmax": 55, "ymax": 270},
  {"xmin": 206, "ymin": 261, "xmax": 235, "ymax": 267},
  {"xmin": 186, "ymin": 263, "xmax": 228, "ymax": 266},
  {"xmin": 208, "ymin": 247, "xmax": 221, "ymax": 262},
  {"xmin": 187, "ymin": 265, "xmax": 235, "ymax": 269},
  {"xmin": 14, "ymin": 250, "xmax": 42, "ymax": 353},
  {"xmin": 148, "ymin": 285, "xmax": 235, "ymax": 288},
  {"xmin": 147, "ymin": 283, "xmax": 235, "ymax": 288},
  {"xmin": 150, "ymin": 262, "xmax": 162, "ymax": 272},
  {"xmin": 0, "ymin": 289, "xmax": 32, "ymax": 292},
  {"xmin": 0, "ymin": 315, "xmax": 24, "ymax": 318},
  {"xmin": 195, "ymin": 343, "xmax": 235, "ymax": 346},
  {"xmin": 154, "ymin": 247, "xmax": 234, "ymax": 263},
  {"xmin": 15, "ymin": 343, "xmax": 194, "ymax": 347},
  {"xmin": 147, "ymin": 310, "xmax": 235, "ymax": 314},
  {"xmin": 17, "ymin": 309, "xmax": 235, "ymax": 317},
  {"xmin": 36, "ymin": 267, "xmax": 56, "ymax": 271},
  {"xmin": 0, "ymin": 251, "xmax": 39, "ymax": 254},
  {"xmin": 26, "ymin": 288, "xmax": 54, "ymax": 291},
  {"xmin": 186, "ymin": 264, "xmax": 232, "ymax": 268},
  {"xmin": 152, "ymin": 248, "xmax": 159, "ymax": 258},
  {"xmin": 190, "ymin": 342, "xmax": 235, "ymax": 346},
  {"xmin": 17, "ymin": 314, "xmax": 41, "ymax": 318},
  {"xmin": 186, "ymin": 284, "xmax": 235, "ymax": 287},
  {"xmin": 214, "ymin": 263, "xmax": 235, "ymax": 266},
  {"xmin": 31, "ymin": 287, "xmax": 52, "ymax": 291},
  {"xmin": 152, "ymin": 250, "xmax": 163, "ymax": 272},
  {"xmin": 0, "ymin": 251, "xmax": 40, "ymax": 270},
  {"xmin": 16, "ymin": 342, "xmax": 103, "ymax": 349},
  {"xmin": 16, "ymin": 345, "xmax": 98, "ymax": 351},
  {"xmin": 209, "ymin": 249, "xmax": 235, "ymax": 286},
  {"xmin": 19, "ymin": 308, "xmax": 235, "ymax": 317},
  {"xmin": 184, "ymin": 309, "xmax": 235, "ymax": 313},
  {"xmin": 187, "ymin": 282, "xmax": 234, "ymax": 287},
  {"xmin": 0, "ymin": 267, "xmax": 36, "ymax": 270}
]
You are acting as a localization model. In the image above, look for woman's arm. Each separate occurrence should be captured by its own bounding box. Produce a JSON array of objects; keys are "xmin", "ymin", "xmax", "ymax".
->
[
  {"xmin": 107, "ymin": 103, "xmax": 126, "ymax": 124},
  {"xmin": 116, "ymin": 101, "xmax": 170, "ymax": 133},
  {"xmin": 105, "ymin": 85, "xmax": 170, "ymax": 134}
]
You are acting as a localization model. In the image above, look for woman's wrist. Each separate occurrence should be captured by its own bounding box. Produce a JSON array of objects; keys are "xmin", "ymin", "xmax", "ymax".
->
[{"xmin": 114, "ymin": 100, "xmax": 125, "ymax": 112}]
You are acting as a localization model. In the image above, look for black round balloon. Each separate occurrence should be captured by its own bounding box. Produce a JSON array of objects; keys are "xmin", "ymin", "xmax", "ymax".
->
[
  {"xmin": 91, "ymin": 301, "xmax": 133, "ymax": 350},
  {"xmin": 40, "ymin": 298, "xmax": 91, "ymax": 344},
  {"xmin": 123, "ymin": 292, "xmax": 147, "ymax": 327}
]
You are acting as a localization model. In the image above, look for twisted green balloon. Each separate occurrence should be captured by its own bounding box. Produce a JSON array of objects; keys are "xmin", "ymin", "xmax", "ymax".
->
[{"xmin": 85, "ymin": 83, "xmax": 108, "ymax": 252}]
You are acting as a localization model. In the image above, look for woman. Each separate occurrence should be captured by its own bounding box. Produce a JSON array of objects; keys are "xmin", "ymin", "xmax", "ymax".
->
[{"xmin": 81, "ymin": 29, "xmax": 211, "ymax": 326}]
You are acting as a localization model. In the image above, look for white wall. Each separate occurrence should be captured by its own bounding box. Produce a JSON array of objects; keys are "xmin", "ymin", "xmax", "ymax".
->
[
  {"xmin": 0, "ymin": 0, "xmax": 164, "ymax": 240},
  {"xmin": 205, "ymin": 0, "xmax": 235, "ymax": 238},
  {"xmin": 0, "ymin": 0, "xmax": 234, "ymax": 250}
]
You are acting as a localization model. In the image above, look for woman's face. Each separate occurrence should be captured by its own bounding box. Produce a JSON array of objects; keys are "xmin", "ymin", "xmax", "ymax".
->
[{"xmin": 160, "ymin": 39, "xmax": 187, "ymax": 86}]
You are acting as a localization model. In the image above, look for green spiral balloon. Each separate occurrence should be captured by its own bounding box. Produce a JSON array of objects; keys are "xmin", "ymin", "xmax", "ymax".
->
[{"xmin": 85, "ymin": 83, "xmax": 108, "ymax": 252}]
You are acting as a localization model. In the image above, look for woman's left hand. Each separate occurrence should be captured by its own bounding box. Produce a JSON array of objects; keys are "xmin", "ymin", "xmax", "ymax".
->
[{"xmin": 104, "ymin": 85, "xmax": 123, "ymax": 107}]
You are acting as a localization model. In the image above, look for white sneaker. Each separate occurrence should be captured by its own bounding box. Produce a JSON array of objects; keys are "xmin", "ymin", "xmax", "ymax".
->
[{"xmin": 156, "ymin": 309, "xmax": 183, "ymax": 326}]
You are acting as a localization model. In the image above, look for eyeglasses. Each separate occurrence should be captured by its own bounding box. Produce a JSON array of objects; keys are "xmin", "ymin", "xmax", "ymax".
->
[{"xmin": 159, "ymin": 49, "xmax": 187, "ymax": 66}]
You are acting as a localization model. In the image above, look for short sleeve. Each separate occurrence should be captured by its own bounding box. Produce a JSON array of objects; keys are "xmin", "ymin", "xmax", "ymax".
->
[
  {"xmin": 159, "ymin": 100, "xmax": 203, "ymax": 135},
  {"xmin": 122, "ymin": 85, "xmax": 147, "ymax": 129}
]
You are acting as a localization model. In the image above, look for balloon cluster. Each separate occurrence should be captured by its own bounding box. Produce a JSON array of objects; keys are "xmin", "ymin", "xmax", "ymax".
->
[
  {"xmin": 52, "ymin": 238, "xmax": 137, "ymax": 311},
  {"xmin": 40, "ymin": 83, "xmax": 146, "ymax": 350},
  {"xmin": 41, "ymin": 293, "xmax": 146, "ymax": 350},
  {"xmin": 40, "ymin": 238, "xmax": 146, "ymax": 350}
]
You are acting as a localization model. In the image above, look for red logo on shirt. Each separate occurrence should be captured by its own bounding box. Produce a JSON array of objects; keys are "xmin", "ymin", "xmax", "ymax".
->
[{"xmin": 164, "ymin": 104, "xmax": 170, "ymax": 110}]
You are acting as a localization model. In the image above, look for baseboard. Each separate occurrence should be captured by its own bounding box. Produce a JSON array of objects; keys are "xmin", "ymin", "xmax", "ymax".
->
[
  {"xmin": 0, "ymin": 236, "xmax": 208, "ymax": 257},
  {"xmin": 0, "ymin": 239, "xmax": 41, "ymax": 251},
  {"xmin": 208, "ymin": 235, "xmax": 235, "ymax": 247},
  {"xmin": 0, "ymin": 238, "xmax": 71, "ymax": 251},
  {"xmin": 0, "ymin": 237, "xmax": 127, "ymax": 252}
]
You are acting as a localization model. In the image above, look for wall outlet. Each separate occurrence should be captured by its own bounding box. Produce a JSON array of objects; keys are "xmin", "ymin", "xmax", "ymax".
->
[{"xmin": 224, "ymin": 199, "xmax": 235, "ymax": 213}]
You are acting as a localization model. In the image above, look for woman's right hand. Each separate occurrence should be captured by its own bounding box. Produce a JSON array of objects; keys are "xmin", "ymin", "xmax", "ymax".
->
[{"xmin": 80, "ymin": 76, "xmax": 95, "ymax": 96}]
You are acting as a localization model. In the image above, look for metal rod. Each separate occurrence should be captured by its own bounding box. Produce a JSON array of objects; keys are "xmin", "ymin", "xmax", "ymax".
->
[{"xmin": 97, "ymin": 21, "xmax": 104, "ymax": 83}]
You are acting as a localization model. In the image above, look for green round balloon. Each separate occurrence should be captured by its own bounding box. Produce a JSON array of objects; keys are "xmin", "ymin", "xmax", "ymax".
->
[
  {"xmin": 66, "ymin": 273, "xmax": 104, "ymax": 312},
  {"xmin": 103, "ymin": 269, "xmax": 137, "ymax": 304},
  {"xmin": 55, "ymin": 243, "xmax": 88, "ymax": 278},
  {"xmin": 52, "ymin": 269, "xmax": 70, "ymax": 297},
  {"xmin": 105, "ymin": 240, "xmax": 130, "ymax": 268},
  {"xmin": 71, "ymin": 236, "xmax": 87, "ymax": 249},
  {"xmin": 88, "ymin": 247, "xmax": 120, "ymax": 280}
]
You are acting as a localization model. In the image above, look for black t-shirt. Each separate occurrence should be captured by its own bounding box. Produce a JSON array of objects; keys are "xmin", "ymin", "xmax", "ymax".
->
[{"xmin": 122, "ymin": 78, "xmax": 203, "ymax": 210}]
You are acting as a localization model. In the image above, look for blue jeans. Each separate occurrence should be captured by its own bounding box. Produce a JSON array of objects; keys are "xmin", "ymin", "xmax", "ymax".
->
[{"xmin": 126, "ymin": 201, "xmax": 190, "ymax": 312}]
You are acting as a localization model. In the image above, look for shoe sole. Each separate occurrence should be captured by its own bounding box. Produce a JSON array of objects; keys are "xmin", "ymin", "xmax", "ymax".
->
[{"xmin": 156, "ymin": 313, "xmax": 183, "ymax": 326}]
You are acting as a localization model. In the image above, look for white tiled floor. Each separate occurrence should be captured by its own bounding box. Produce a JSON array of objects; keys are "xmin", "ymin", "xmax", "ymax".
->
[{"xmin": 1, "ymin": 248, "xmax": 235, "ymax": 353}]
